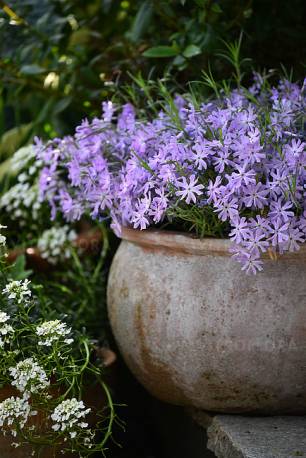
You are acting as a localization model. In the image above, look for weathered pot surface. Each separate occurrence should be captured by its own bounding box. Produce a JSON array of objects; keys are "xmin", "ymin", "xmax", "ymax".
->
[{"xmin": 107, "ymin": 228, "xmax": 306, "ymax": 414}]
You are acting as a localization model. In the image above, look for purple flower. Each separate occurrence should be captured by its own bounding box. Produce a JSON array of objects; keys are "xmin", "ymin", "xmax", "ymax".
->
[
  {"xmin": 35, "ymin": 77, "xmax": 306, "ymax": 274},
  {"xmin": 229, "ymin": 217, "xmax": 250, "ymax": 244},
  {"xmin": 268, "ymin": 220, "xmax": 290, "ymax": 247},
  {"xmin": 268, "ymin": 199, "xmax": 295, "ymax": 223},
  {"xmin": 214, "ymin": 196, "xmax": 239, "ymax": 222},
  {"xmin": 242, "ymin": 183, "xmax": 269, "ymax": 209},
  {"xmin": 175, "ymin": 175, "xmax": 204, "ymax": 204}
]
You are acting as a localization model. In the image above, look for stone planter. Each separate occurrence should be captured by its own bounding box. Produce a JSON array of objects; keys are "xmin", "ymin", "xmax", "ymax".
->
[{"xmin": 107, "ymin": 228, "xmax": 306, "ymax": 414}]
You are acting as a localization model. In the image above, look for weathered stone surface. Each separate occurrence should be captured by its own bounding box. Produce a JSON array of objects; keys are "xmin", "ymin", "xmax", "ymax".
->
[
  {"xmin": 207, "ymin": 415, "xmax": 306, "ymax": 458},
  {"xmin": 108, "ymin": 227, "xmax": 306, "ymax": 414}
]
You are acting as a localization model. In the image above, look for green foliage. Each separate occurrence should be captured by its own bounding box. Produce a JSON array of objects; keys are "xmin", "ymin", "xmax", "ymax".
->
[{"xmin": 0, "ymin": 0, "xmax": 304, "ymax": 142}]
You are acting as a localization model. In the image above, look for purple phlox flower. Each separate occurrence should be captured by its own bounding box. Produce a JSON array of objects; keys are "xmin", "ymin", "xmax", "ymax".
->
[
  {"xmin": 39, "ymin": 167, "xmax": 54, "ymax": 198},
  {"xmin": 117, "ymin": 103, "xmax": 135, "ymax": 131},
  {"xmin": 175, "ymin": 175, "xmax": 204, "ymax": 204},
  {"xmin": 285, "ymin": 139, "xmax": 305, "ymax": 157},
  {"xmin": 214, "ymin": 196, "xmax": 239, "ymax": 222},
  {"xmin": 241, "ymin": 229, "xmax": 269, "ymax": 256},
  {"xmin": 278, "ymin": 222, "xmax": 304, "ymax": 253},
  {"xmin": 213, "ymin": 147, "xmax": 234, "ymax": 173},
  {"xmin": 59, "ymin": 190, "xmax": 83, "ymax": 221},
  {"xmin": 102, "ymin": 101, "xmax": 115, "ymax": 123},
  {"xmin": 299, "ymin": 212, "xmax": 306, "ymax": 234},
  {"xmin": 268, "ymin": 220, "xmax": 290, "ymax": 247},
  {"xmin": 268, "ymin": 168, "xmax": 290, "ymax": 197},
  {"xmin": 131, "ymin": 131, "xmax": 147, "ymax": 155},
  {"xmin": 67, "ymin": 160, "xmax": 82, "ymax": 187},
  {"xmin": 229, "ymin": 217, "xmax": 251, "ymax": 244},
  {"xmin": 149, "ymin": 189, "xmax": 168, "ymax": 223},
  {"xmin": 242, "ymin": 182, "xmax": 269, "ymax": 209},
  {"xmin": 227, "ymin": 164, "xmax": 256, "ymax": 190},
  {"xmin": 230, "ymin": 244, "xmax": 263, "ymax": 275},
  {"xmin": 131, "ymin": 197, "xmax": 151, "ymax": 230},
  {"xmin": 110, "ymin": 214, "xmax": 122, "ymax": 237},
  {"xmin": 236, "ymin": 107, "xmax": 256, "ymax": 128},
  {"xmin": 268, "ymin": 199, "xmax": 295, "ymax": 223},
  {"xmin": 90, "ymin": 188, "xmax": 112, "ymax": 217},
  {"xmin": 233, "ymin": 133, "xmax": 265, "ymax": 165},
  {"xmin": 207, "ymin": 108, "xmax": 230, "ymax": 131},
  {"xmin": 206, "ymin": 176, "xmax": 224, "ymax": 204},
  {"xmin": 241, "ymin": 252, "xmax": 264, "ymax": 275},
  {"xmin": 190, "ymin": 142, "xmax": 210, "ymax": 171},
  {"xmin": 249, "ymin": 215, "xmax": 270, "ymax": 233},
  {"xmin": 156, "ymin": 159, "xmax": 177, "ymax": 183}
]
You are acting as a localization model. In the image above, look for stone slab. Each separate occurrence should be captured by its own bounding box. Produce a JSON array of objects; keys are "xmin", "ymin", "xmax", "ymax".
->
[{"xmin": 207, "ymin": 415, "xmax": 306, "ymax": 458}]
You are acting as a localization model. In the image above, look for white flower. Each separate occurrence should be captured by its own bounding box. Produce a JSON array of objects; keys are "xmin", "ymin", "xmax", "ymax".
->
[
  {"xmin": 9, "ymin": 358, "xmax": 49, "ymax": 396},
  {"xmin": 0, "ymin": 224, "xmax": 6, "ymax": 247},
  {"xmin": 0, "ymin": 396, "xmax": 37, "ymax": 437},
  {"xmin": 0, "ymin": 311, "xmax": 10, "ymax": 323},
  {"xmin": 51, "ymin": 398, "xmax": 91, "ymax": 440},
  {"xmin": 36, "ymin": 320, "xmax": 73, "ymax": 346},
  {"xmin": 0, "ymin": 182, "xmax": 41, "ymax": 223},
  {"xmin": 37, "ymin": 226, "xmax": 77, "ymax": 265},
  {"xmin": 2, "ymin": 279, "xmax": 31, "ymax": 304},
  {"xmin": 10, "ymin": 145, "xmax": 36, "ymax": 173},
  {"xmin": 0, "ymin": 311, "xmax": 13, "ymax": 348}
]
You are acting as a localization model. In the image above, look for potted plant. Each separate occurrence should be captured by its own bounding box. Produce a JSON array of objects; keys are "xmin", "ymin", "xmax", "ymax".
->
[
  {"xmin": 35, "ymin": 74, "xmax": 306, "ymax": 414},
  {"xmin": 0, "ymin": 227, "xmax": 116, "ymax": 456}
]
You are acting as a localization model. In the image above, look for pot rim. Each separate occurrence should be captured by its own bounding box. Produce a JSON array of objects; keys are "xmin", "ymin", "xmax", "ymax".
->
[{"xmin": 120, "ymin": 226, "xmax": 306, "ymax": 260}]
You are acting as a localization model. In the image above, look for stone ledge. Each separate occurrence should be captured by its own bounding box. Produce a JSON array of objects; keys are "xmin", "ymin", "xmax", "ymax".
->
[{"xmin": 207, "ymin": 415, "xmax": 306, "ymax": 458}]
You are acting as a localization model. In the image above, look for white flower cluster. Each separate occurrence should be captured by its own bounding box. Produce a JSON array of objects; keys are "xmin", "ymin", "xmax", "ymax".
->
[
  {"xmin": 0, "ymin": 182, "xmax": 42, "ymax": 224},
  {"xmin": 0, "ymin": 396, "xmax": 37, "ymax": 437},
  {"xmin": 51, "ymin": 398, "xmax": 91, "ymax": 440},
  {"xmin": 0, "ymin": 224, "xmax": 6, "ymax": 247},
  {"xmin": 2, "ymin": 279, "xmax": 32, "ymax": 304},
  {"xmin": 37, "ymin": 226, "xmax": 77, "ymax": 265},
  {"xmin": 36, "ymin": 320, "xmax": 73, "ymax": 346},
  {"xmin": 10, "ymin": 146, "xmax": 39, "ymax": 173},
  {"xmin": 9, "ymin": 358, "xmax": 50, "ymax": 396},
  {"xmin": 0, "ymin": 311, "xmax": 13, "ymax": 348},
  {"xmin": 0, "ymin": 145, "xmax": 43, "ymax": 224}
]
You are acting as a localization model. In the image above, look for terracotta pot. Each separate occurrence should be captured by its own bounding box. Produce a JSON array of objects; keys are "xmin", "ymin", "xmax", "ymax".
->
[
  {"xmin": 107, "ymin": 228, "xmax": 306, "ymax": 414},
  {"xmin": 0, "ymin": 347, "xmax": 116, "ymax": 457}
]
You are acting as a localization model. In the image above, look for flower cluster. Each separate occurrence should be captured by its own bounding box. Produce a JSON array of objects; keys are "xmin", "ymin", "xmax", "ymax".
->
[
  {"xmin": 36, "ymin": 79, "xmax": 306, "ymax": 274},
  {"xmin": 0, "ymin": 396, "xmax": 37, "ymax": 437},
  {"xmin": 2, "ymin": 279, "xmax": 32, "ymax": 304},
  {"xmin": 37, "ymin": 225, "xmax": 77, "ymax": 265},
  {"xmin": 0, "ymin": 229, "xmax": 113, "ymax": 455},
  {"xmin": 36, "ymin": 319, "xmax": 73, "ymax": 346},
  {"xmin": 51, "ymin": 398, "xmax": 92, "ymax": 441},
  {"xmin": 0, "ymin": 224, "xmax": 6, "ymax": 247},
  {"xmin": 9, "ymin": 358, "xmax": 50, "ymax": 396},
  {"xmin": 0, "ymin": 146, "xmax": 42, "ymax": 224},
  {"xmin": 0, "ymin": 311, "xmax": 13, "ymax": 348}
]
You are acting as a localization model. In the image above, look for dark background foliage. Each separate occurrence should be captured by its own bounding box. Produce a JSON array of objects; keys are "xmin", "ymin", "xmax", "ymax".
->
[{"xmin": 0, "ymin": 0, "xmax": 305, "ymax": 149}]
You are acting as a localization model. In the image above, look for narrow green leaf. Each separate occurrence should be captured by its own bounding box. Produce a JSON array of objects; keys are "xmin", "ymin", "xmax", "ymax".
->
[
  {"xmin": 0, "ymin": 124, "xmax": 33, "ymax": 161},
  {"xmin": 143, "ymin": 46, "xmax": 179, "ymax": 58},
  {"xmin": 20, "ymin": 64, "xmax": 45, "ymax": 75},
  {"xmin": 127, "ymin": 0, "xmax": 154, "ymax": 43},
  {"xmin": 182, "ymin": 44, "xmax": 202, "ymax": 58}
]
